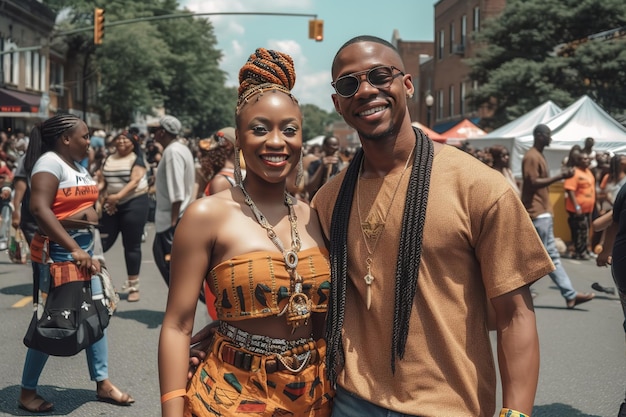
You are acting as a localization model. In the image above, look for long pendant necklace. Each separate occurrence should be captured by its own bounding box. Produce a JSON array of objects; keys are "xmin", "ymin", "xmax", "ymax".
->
[
  {"xmin": 239, "ymin": 184, "xmax": 312, "ymax": 331},
  {"xmin": 356, "ymin": 146, "xmax": 415, "ymax": 309}
]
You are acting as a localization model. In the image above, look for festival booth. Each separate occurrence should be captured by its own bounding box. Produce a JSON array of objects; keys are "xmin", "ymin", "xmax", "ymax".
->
[
  {"xmin": 411, "ymin": 122, "xmax": 447, "ymax": 143},
  {"xmin": 519, "ymin": 96, "xmax": 626, "ymax": 239},
  {"xmin": 441, "ymin": 119, "xmax": 486, "ymax": 144},
  {"xmin": 512, "ymin": 95, "xmax": 626, "ymax": 177},
  {"xmin": 465, "ymin": 100, "xmax": 563, "ymax": 157}
]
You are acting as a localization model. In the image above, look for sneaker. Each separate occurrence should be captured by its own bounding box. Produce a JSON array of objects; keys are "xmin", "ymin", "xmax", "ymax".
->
[{"xmin": 0, "ymin": 241, "xmax": 7, "ymax": 251}]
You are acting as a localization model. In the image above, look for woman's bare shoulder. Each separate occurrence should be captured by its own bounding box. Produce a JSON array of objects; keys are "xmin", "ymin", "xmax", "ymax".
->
[{"xmin": 183, "ymin": 192, "xmax": 240, "ymax": 223}]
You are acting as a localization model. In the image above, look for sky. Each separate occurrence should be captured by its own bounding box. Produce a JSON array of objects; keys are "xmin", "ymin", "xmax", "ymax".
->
[{"xmin": 180, "ymin": 0, "xmax": 437, "ymax": 112}]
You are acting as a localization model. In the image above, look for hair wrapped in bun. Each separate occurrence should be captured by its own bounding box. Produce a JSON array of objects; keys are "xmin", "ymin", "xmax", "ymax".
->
[{"xmin": 236, "ymin": 48, "xmax": 298, "ymax": 113}]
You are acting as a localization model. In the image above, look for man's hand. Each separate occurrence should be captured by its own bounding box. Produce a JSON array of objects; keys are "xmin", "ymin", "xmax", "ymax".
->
[
  {"xmin": 322, "ymin": 154, "xmax": 339, "ymax": 166},
  {"xmin": 560, "ymin": 166, "xmax": 575, "ymax": 179},
  {"xmin": 187, "ymin": 321, "xmax": 219, "ymax": 380}
]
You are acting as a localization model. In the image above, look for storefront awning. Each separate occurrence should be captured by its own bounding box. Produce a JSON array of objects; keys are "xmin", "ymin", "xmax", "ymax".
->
[{"xmin": 0, "ymin": 88, "xmax": 41, "ymax": 113}]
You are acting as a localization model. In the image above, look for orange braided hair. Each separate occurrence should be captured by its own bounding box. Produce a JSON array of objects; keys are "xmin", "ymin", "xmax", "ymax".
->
[{"xmin": 236, "ymin": 48, "xmax": 297, "ymax": 112}]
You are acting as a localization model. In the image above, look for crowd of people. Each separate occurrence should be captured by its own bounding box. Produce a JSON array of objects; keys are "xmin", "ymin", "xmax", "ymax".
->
[
  {"xmin": 2, "ymin": 34, "xmax": 624, "ymax": 417},
  {"xmin": 460, "ymin": 135, "xmax": 622, "ymax": 262}
]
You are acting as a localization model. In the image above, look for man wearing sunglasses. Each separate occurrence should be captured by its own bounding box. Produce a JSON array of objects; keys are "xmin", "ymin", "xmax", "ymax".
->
[{"xmin": 311, "ymin": 35, "xmax": 554, "ymax": 417}]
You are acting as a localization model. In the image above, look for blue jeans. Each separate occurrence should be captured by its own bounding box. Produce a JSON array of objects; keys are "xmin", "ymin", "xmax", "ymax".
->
[
  {"xmin": 532, "ymin": 216, "xmax": 577, "ymax": 300},
  {"xmin": 21, "ymin": 235, "xmax": 109, "ymax": 390},
  {"xmin": 332, "ymin": 385, "xmax": 421, "ymax": 417}
]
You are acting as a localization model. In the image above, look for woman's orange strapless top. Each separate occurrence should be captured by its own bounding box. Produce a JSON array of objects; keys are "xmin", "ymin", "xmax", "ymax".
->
[{"xmin": 208, "ymin": 247, "xmax": 331, "ymax": 321}]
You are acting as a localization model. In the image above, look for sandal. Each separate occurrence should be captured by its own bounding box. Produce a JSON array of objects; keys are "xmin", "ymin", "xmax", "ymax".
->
[
  {"xmin": 96, "ymin": 385, "xmax": 135, "ymax": 406},
  {"xmin": 18, "ymin": 394, "xmax": 54, "ymax": 413},
  {"xmin": 122, "ymin": 279, "xmax": 140, "ymax": 302}
]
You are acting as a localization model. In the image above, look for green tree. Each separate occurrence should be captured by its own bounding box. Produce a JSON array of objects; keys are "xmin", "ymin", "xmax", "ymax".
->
[
  {"xmin": 44, "ymin": 0, "xmax": 233, "ymax": 134},
  {"xmin": 301, "ymin": 103, "xmax": 341, "ymax": 142},
  {"xmin": 468, "ymin": 0, "xmax": 626, "ymax": 129}
]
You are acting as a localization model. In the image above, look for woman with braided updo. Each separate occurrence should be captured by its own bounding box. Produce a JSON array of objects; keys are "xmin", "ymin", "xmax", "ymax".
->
[
  {"xmin": 159, "ymin": 49, "xmax": 333, "ymax": 417},
  {"xmin": 18, "ymin": 114, "xmax": 134, "ymax": 412}
]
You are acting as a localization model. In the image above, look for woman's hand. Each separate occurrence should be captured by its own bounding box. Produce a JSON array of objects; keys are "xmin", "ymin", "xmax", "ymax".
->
[
  {"xmin": 71, "ymin": 248, "xmax": 99, "ymax": 274},
  {"xmin": 104, "ymin": 194, "xmax": 119, "ymax": 215}
]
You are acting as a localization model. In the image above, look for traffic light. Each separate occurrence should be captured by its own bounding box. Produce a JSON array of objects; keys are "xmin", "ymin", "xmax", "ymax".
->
[
  {"xmin": 94, "ymin": 8, "xmax": 105, "ymax": 45},
  {"xmin": 308, "ymin": 19, "xmax": 324, "ymax": 42}
]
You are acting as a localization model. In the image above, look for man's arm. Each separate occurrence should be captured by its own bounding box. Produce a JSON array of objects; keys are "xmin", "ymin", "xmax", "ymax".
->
[
  {"xmin": 492, "ymin": 286, "xmax": 539, "ymax": 416},
  {"xmin": 170, "ymin": 201, "xmax": 182, "ymax": 228},
  {"xmin": 566, "ymin": 190, "xmax": 581, "ymax": 214},
  {"xmin": 530, "ymin": 167, "xmax": 573, "ymax": 189}
]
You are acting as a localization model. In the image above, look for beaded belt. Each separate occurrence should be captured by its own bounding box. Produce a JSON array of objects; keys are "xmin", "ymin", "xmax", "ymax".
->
[
  {"xmin": 217, "ymin": 322, "xmax": 317, "ymax": 373},
  {"xmin": 218, "ymin": 321, "xmax": 313, "ymax": 355},
  {"xmin": 219, "ymin": 343, "xmax": 318, "ymax": 374}
]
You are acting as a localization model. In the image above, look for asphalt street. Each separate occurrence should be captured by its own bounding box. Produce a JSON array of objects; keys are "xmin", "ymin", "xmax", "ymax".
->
[{"xmin": 0, "ymin": 222, "xmax": 624, "ymax": 416}]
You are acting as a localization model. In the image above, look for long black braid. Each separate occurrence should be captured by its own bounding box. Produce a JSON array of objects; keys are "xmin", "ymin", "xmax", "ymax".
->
[
  {"xmin": 326, "ymin": 127, "xmax": 434, "ymax": 383},
  {"xmin": 326, "ymin": 147, "xmax": 363, "ymax": 385}
]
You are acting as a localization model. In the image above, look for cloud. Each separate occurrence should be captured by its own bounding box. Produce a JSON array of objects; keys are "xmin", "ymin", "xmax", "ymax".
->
[
  {"xmin": 294, "ymin": 70, "xmax": 335, "ymax": 112},
  {"xmin": 182, "ymin": 0, "xmax": 334, "ymax": 111}
]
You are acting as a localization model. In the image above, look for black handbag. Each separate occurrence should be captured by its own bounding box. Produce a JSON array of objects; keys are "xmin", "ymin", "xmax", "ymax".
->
[{"xmin": 23, "ymin": 264, "xmax": 110, "ymax": 357}]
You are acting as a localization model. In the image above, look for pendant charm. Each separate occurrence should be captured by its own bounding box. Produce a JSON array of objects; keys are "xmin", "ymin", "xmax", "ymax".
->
[
  {"xmin": 285, "ymin": 292, "xmax": 312, "ymax": 330},
  {"xmin": 364, "ymin": 272, "xmax": 374, "ymax": 310}
]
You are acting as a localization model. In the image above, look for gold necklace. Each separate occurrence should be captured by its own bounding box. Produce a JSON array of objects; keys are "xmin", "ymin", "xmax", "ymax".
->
[
  {"xmin": 239, "ymin": 185, "xmax": 312, "ymax": 331},
  {"xmin": 356, "ymin": 146, "xmax": 415, "ymax": 309}
]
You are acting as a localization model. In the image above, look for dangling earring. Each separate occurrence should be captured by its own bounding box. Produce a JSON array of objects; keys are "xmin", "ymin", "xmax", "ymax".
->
[
  {"xmin": 234, "ymin": 147, "xmax": 243, "ymax": 186},
  {"xmin": 295, "ymin": 148, "xmax": 304, "ymax": 189}
]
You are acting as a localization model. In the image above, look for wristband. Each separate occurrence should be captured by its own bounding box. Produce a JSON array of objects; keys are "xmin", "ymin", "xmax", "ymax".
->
[
  {"xmin": 499, "ymin": 408, "xmax": 529, "ymax": 417},
  {"xmin": 160, "ymin": 389, "xmax": 186, "ymax": 404}
]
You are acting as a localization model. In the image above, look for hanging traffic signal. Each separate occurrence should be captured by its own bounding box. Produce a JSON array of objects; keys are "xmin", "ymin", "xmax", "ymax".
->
[
  {"xmin": 308, "ymin": 19, "xmax": 324, "ymax": 42},
  {"xmin": 94, "ymin": 8, "xmax": 105, "ymax": 45}
]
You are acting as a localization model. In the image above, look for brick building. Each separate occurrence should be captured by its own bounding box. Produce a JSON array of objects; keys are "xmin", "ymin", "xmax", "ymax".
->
[
  {"xmin": 392, "ymin": 30, "xmax": 434, "ymax": 124},
  {"xmin": 431, "ymin": 0, "xmax": 506, "ymax": 132}
]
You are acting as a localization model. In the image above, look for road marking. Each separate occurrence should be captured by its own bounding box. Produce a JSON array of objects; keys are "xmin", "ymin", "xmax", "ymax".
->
[{"xmin": 12, "ymin": 296, "xmax": 33, "ymax": 308}]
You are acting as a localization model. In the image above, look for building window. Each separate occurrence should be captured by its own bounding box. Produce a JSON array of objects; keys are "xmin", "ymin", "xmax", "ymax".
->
[
  {"xmin": 40, "ymin": 55, "xmax": 46, "ymax": 92},
  {"xmin": 473, "ymin": 7, "xmax": 480, "ymax": 32},
  {"xmin": 461, "ymin": 15, "xmax": 467, "ymax": 47},
  {"xmin": 449, "ymin": 23, "xmax": 455, "ymax": 54},
  {"xmin": 50, "ymin": 62, "xmax": 64, "ymax": 96},
  {"xmin": 437, "ymin": 89, "xmax": 444, "ymax": 120},
  {"xmin": 460, "ymin": 82, "xmax": 466, "ymax": 115},
  {"xmin": 25, "ymin": 52, "xmax": 32, "ymax": 88},
  {"xmin": 449, "ymin": 85, "xmax": 455, "ymax": 116},
  {"xmin": 32, "ymin": 53, "xmax": 40, "ymax": 91},
  {"xmin": 438, "ymin": 30, "xmax": 445, "ymax": 59}
]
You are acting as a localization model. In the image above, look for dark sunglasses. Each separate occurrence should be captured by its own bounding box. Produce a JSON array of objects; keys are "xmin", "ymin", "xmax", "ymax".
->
[{"xmin": 331, "ymin": 65, "xmax": 404, "ymax": 98}]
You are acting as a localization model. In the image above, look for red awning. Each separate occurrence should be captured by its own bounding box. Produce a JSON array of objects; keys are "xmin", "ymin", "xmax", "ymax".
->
[
  {"xmin": 441, "ymin": 119, "xmax": 486, "ymax": 139},
  {"xmin": 411, "ymin": 122, "xmax": 447, "ymax": 143},
  {"xmin": 0, "ymin": 88, "xmax": 41, "ymax": 113}
]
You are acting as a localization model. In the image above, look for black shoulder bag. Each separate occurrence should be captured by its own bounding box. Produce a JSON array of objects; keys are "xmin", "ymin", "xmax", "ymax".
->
[{"xmin": 23, "ymin": 263, "xmax": 110, "ymax": 357}]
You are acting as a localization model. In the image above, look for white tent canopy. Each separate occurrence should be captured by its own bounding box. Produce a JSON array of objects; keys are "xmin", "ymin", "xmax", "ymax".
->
[
  {"xmin": 512, "ymin": 96, "xmax": 626, "ymax": 176},
  {"xmin": 465, "ymin": 100, "xmax": 563, "ymax": 157},
  {"xmin": 306, "ymin": 135, "xmax": 325, "ymax": 147},
  {"xmin": 485, "ymin": 100, "xmax": 563, "ymax": 139}
]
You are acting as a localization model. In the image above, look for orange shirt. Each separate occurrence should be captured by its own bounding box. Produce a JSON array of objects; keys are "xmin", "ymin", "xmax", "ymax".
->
[{"xmin": 564, "ymin": 167, "xmax": 595, "ymax": 213}]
